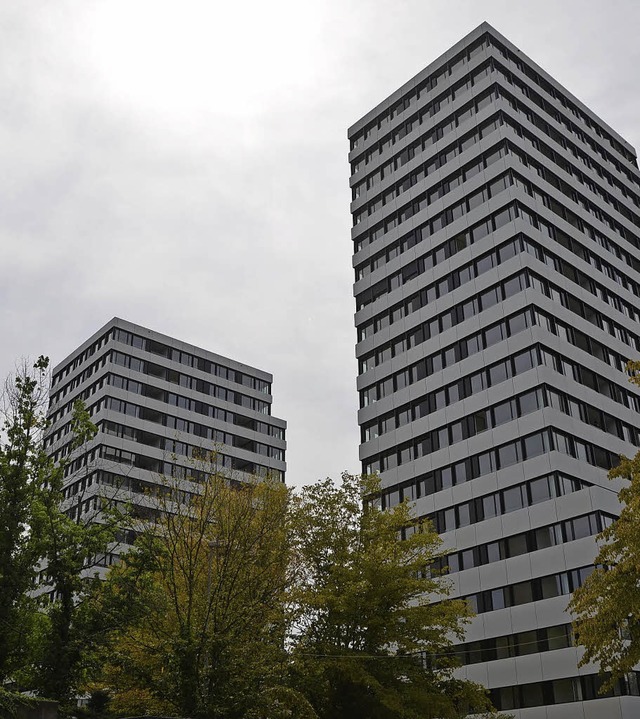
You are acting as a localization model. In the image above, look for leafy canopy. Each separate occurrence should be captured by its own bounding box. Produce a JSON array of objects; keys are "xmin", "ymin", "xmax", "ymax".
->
[
  {"xmin": 570, "ymin": 361, "xmax": 640, "ymax": 690},
  {"xmin": 286, "ymin": 473, "xmax": 495, "ymax": 719},
  {"xmin": 91, "ymin": 466, "xmax": 293, "ymax": 719}
]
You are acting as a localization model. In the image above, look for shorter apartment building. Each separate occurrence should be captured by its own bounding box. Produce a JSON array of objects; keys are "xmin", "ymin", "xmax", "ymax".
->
[{"xmin": 42, "ymin": 317, "xmax": 287, "ymax": 569}]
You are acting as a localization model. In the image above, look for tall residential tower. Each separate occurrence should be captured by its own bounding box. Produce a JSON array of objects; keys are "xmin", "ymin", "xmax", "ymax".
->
[
  {"xmin": 42, "ymin": 317, "xmax": 286, "ymax": 570},
  {"xmin": 349, "ymin": 23, "xmax": 640, "ymax": 717}
]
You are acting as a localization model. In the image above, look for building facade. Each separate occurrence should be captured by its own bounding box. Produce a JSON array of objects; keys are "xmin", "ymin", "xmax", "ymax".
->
[
  {"xmin": 42, "ymin": 317, "xmax": 286, "ymax": 569},
  {"xmin": 348, "ymin": 23, "xmax": 640, "ymax": 717}
]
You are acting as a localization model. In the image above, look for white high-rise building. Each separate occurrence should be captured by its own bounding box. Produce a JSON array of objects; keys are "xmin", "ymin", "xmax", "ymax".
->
[{"xmin": 348, "ymin": 22, "xmax": 640, "ymax": 717}]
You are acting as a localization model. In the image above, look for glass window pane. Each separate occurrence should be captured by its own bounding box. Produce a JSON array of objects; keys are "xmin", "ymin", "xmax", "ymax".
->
[
  {"xmin": 473, "ymin": 411, "xmax": 489, "ymax": 433},
  {"xmin": 529, "ymin": 476, "xmax": 552, "ymax": 504},
  {"xmin": 453, "ymin": 461, "xmax": 468, "ymax": 484},
  {"xmin": 494, "ymin": 636, "xmax": 512, "ymax": 660},
  {"xmin": 517, "ymin": 630, "xmax": 541, "ymax": 657},
  {"xmin": 450, "ymin": 421, "xmax": 464, "ymax": 443},
  {"xmin": 478, "ymin": 451, "xmax": 495, "ymax": 475},
  {"xmin": 507, "ymin": 311, "xmax": 528, "ymax": 336},
  {"xmin": 498, "ymin": 442, "xmax": 520, "ymax": 468},
  {"xmin": 506, "ymin": 533, "xmax": 528, "ymax": 557},
  {"xmin": 491, "ymin": 589, "xmax": 506, "ymax": 610},
  {"xmin": 547, "ymin": 625, "xmax": 571, "ymax": 650},
  {"xmin": 518, "ymin": 389, "xmax": 541, "ymax": 415},
  {"xmin": 458, "ymin": 503, "xmax": 471, "ymax": 527},
  {"xmin": 503, "ymin": 274, "xmax": 523, "ymax": 299},
  {"xmin": 486, "ymin": 541, "xmax": 502, "ymax": 563},
  {"xmin": 569, "ymin": 515, "xmax": 593, "ymax": 540},
  {"xmin": 441, "ymin": 466, "xmax": 454, "ymax": 488},
  {"xmin": 534, "ymin": 526, "xmax": 557, "ymax": 549},
  {"xmin": 513, "ymin": 349, "xmax": 535, "ymax": 374},
  {"xmin": 521, "ymin": 682, "xmax": 544, "ymax": 708},
  {"xmin": 461, "ymin": 548, "xmax": 475, "ymax": 569},
  {"xmin": 502, "ymin": 485, "xmax": 524, "ymax": 512},
  {"xmin": 511, "ymin": 581, "xmax": 534, "ymax": 605},
  {"xmin": 540, "ymin": 575, "xmax": 562, "ymax": 599},
  {"xmin": 553, "ymin": 678, "xmax": 579, "ymax": 704},
  {"xmin": 482, "ymin": 494, "xmax": 499, "ymax": 519},
  {"xmin": 485, "ymin": 323, "xmax": 505, "ymax": 347},
  {"xmin": 493, "ymin": 400, "xmax": 514, "ymax": 425},
  {"xmin": 489, "ymin": 361, "xmax": 510, "ymax": 387},
  {"xmin": 524, "ymin": 433, "xmax": 546, "ymax": 459}
]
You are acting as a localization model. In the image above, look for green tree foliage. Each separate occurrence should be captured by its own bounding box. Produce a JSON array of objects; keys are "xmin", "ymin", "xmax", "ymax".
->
[
  {"xmin": 0, "ymin": 355, "xmax": 124, "ymax": 706},
  {"xmin": 90, "ymin": 471, "xmax": 499, "ymax": 719},
  {"xmin": 570, "ymin": 361, "xmax": 640, "ymax": 689},
  {"xmin": 91, "ymin": 465, "xmax": 294, "ymax": 719},
  {"xmin": 286, "ymin": 473, "xmax": 495, "ymax": 719},
  {"xmin": 29, "ymin": 400, "xmax": 123, "ymax": 706},
  {"xmin": 0, "ymin": 357, "xmax": 51, "ymax": 681}
]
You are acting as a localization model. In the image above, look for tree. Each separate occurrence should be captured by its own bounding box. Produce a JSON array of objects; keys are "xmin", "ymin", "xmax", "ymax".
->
[
  {"xmin": 286, "ymin": 473, "xmax": 495, "ymax": 719},
  {"xmin": 92, "ymin": 462, "xmax": 294, "ymax": 719},
  {"xmin": 28, "ymin": 399, "xmax": 124, "ymax": 706},
  {"xmin": 0, "ymin": 358, "xmax": 122, "ymax": 704},
  {"xmin": 570, "ymin": 361, "xmax": 640, "ymax": 690},
  {"xmin": 0, "ymin": 357, "xmax": 51, "ymax": 682}
]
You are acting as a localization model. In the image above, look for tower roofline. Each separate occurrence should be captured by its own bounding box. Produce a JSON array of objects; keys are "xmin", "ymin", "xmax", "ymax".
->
[
  {"xmin": 51, "ymin": 316, "xmax": 274, "ymax": 382},
  {"xmin": 348, "ymin": 21, "xmax": 636, "ymax": 158}
]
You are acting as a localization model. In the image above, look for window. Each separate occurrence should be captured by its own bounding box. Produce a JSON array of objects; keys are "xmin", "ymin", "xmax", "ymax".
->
[
  {"xmin": 529, "ymin": 476, "xmax": 553, "ymax": 504},
  {"xmin": 470, "ymin": 371, "xmax": 485, "ymax": 394},
  {"xmin": 534, "ymin": 526, "xmax": 557, "ymax": 550},
  {"xmin": 508, "ymin": 310, "xmax": 529, "ymax": 336},
  {"xmin": 493, "ymin": 206, "xmax": 514, "ymax": 230},
  {"xmin": 485, "ymin": 541, "xmax": 501, "ymax": 563},
  {"xmin": 458, "ymin": 504, "xmax": 472, "ymax": 528},
  {"xmin": 498, "ymin": 442, "xmax": 520, "ymax": 468},
  {"xmin": 491, "ymin": 589, "xmax": 506, "ymax": 610},
  {"xmin": 476, "ymin": 253, "xmax": 494, "ymax": 275},
  {"xmin": 485, "ymin": 323, "xmax": 504, "ymax": 347},
  {"xmin": 447, "ymin": 554, "xmax": 460, "ymax": 573},
  {"xmin": 547, "ymin": 625, "xmax": 571, "ymax": 650},
  {"xmin": 503, "ymin": 274, "xmax": 523, "ymax": 298},
  {"xmin": 506, "ymin": 533, "xmax": 528, "ymax": 557},
  {"xmin": 521, "ymin": 682, "xmax": 544, "ymax": 708},
  {"xmin": 472, "ymin": 219, "xmax": 491, "ymax": 241},
  {"xmin": 478, "ymin": 451, "xmax": 495, "ymax": 475},
  {"xmin": 510, "ymin": 581, "xmax": 533, "ymax": 605},
  {"xmin": 489, "ymin": 362, "xmax": 510, "ymax": 386},
  {"xmin": 472, "ymin": 411, "xmax": 488, "ymax": 433},
  {"xmin": 493, "ymin": 400, "xmax": 513, "ymax": 425},
  {"xmin": 540, "ymin": 575, "xmax": 561, "ymax": 599},
  {"xmin": 450, "ymin": 421, "xmax": 464, "ymax": 443},
  {"xmin": 524, "ymin": 432, "xmax": 547, "ymax": 459},
  {"xmin": 482, "ymin": 494, "xmax": 499, "ymax": 519},
  {"xmin": 441, "ymin": 466, "xmax": 454, "ymax": 489},
  {"xmin": 480, "ymin": 287, "xmax": 500, "ymax": 310},
  {"xmin": 502, "ymin": 485, "xmax": 525, "ymax": 512},
  {"xmin": 443, "ymin": 508, "xmax": 456, "ymax": 532},
  {"xmin": 568, "ymin": 515, "xmax": 593, "ymax": 541},
  {"xmin": 553, "ymin": 678, "xmax": 579, "ymax": 704},
  {"xmin": 468, "ymin": 187, "xmax": 487, "ymax": 210},
  {"xmin": 518, "ymin": 389, "xmax": 541, "ymax": 415},
  {"xmin": 453, "ymin": 461, "xmax": 468, "ymax": 484}
]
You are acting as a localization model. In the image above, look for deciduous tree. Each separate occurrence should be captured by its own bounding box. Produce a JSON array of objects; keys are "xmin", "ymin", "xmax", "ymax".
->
[
  {"xmin": 286, "ymin": 473, "xmax": 495, "ymax": 719},
  {"xmin": 570, "ymin": 361, "xmax": 640, "ymax": 689},
  {"xmin": 0, "ymin": 357, "xmax": 51, "ymax": 681},
  {"xmin": 93, "ymin": 463, "xmax": 293, "ymax": 719},
  {"xmin": 29, "ymin": 400, "xmax": 123, "ymax": 706}
]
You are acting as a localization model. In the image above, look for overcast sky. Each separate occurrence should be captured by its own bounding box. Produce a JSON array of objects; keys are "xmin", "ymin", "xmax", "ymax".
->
[{"xmin": 1, "ymin": 0, "xmax": 639, "ymax": 488}]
